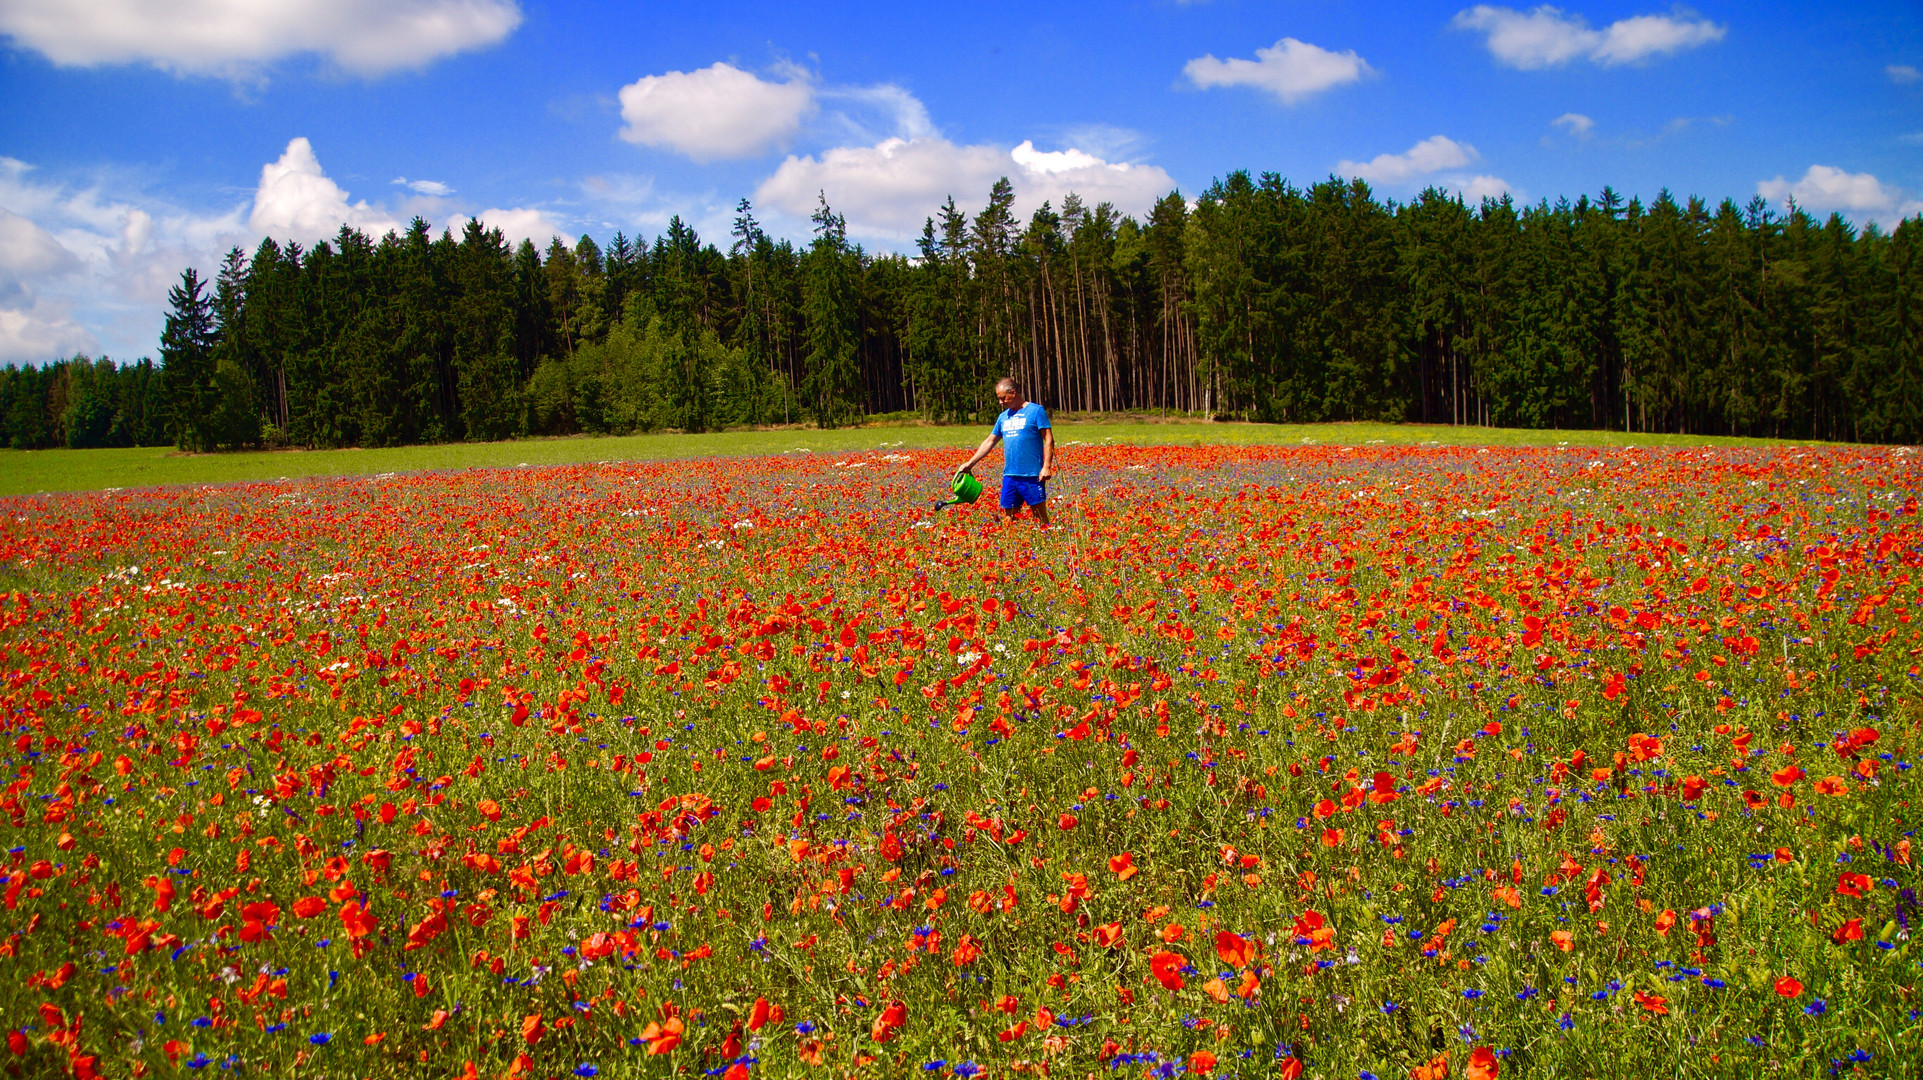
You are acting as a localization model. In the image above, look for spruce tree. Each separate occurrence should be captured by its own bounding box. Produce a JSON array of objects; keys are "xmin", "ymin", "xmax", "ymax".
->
[
  {"xmin": 159, "ymin": 267, "xmax": 217, "ymax": 451},
  {"xmin": 803, "ymin": 193, "xmax": 859, "ymax": 428}
]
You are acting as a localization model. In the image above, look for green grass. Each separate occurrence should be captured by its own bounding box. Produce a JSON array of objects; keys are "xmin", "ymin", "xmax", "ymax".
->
[{"xmin": 0, "ymin": 418, "xmax": 1829, "ymax": 497}]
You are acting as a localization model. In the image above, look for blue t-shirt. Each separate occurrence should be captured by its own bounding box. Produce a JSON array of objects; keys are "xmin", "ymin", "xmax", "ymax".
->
[{"xmin": 993, "ymin": 402, "xmax": 1051, "ymax": 477}]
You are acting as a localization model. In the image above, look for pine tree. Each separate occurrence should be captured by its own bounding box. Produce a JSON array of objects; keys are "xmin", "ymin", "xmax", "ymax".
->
[
  {"xmin": 207, "ymin": 246, "xmax": 261, "ymax": 448},
  {"xmin": 159, "ymin": 267, "xmax": 218, "ymax": 451},
  {"xmin": 803, "ymin": 194, "xmax": 860, "ymax": 428}
]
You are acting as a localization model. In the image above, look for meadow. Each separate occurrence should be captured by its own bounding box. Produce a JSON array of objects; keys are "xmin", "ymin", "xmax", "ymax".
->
[
  {"xmin": 0, "ymin": 439, "xmax": 1915, "ymax": 1079},
  {"xmin": 0, "ymin": 418, "xmax": 1819, "ymax": 498}
]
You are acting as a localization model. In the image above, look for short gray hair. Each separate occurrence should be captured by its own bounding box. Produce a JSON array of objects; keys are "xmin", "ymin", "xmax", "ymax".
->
[{"xmin": 996, "ymin": 376, "xmax": 1024, "ymax": 396}]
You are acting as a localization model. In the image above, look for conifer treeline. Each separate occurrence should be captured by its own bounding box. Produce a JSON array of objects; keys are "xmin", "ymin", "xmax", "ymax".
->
[{"xmin": 5, "ymin": 173, "xmax": 1920, "ymax": 451}]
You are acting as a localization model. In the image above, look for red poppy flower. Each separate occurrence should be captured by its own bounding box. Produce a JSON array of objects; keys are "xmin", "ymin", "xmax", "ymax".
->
[
  {"xmin": 339, "ymin": 900, "xmax": 376, "ymax": 939},
  {"xmin": 1149, "ymin": 950, "xmax": 1186, "ymax": 990},
  {"xmin": 1215, "ymin": 930, "xmax": 1253, "ymax": 968},
  {"xmin": 869, "ymin": 1000, "xmax": 906, "ymax": 1042}
]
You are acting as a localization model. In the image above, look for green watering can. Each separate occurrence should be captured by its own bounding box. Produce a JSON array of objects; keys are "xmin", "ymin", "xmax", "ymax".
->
[{"xmin": 933, "ymin": 471, "xmax": 984, "ymax": 511}]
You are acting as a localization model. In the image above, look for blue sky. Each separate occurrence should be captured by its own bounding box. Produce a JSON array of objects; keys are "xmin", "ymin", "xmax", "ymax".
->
[{"xmin": 1, "ymin": 0, "xmax": 1918, "ymax": 365}]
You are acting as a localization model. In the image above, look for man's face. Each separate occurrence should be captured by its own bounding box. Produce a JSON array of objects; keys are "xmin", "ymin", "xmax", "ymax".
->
[{"xmin": 995, "ymin": 386, "xmax": 1021, "ymax": 409}]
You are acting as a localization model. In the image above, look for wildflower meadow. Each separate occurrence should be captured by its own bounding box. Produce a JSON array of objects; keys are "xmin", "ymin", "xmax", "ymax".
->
[{"xmin": 0, "ymin": 442, "xmax": 1917, "ymax": 1079}]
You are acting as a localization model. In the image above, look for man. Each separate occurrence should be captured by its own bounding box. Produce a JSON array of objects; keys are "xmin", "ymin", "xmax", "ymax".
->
[{"xmin": 955, "ymin": 377, "xmax": 1055, "ymax": 525}]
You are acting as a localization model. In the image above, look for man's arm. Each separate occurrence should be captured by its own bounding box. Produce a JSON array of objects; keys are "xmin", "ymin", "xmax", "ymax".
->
[
  {"xmin": 1038, "ymin": 427, "xmax": 1056, "ymax": 482},
  {"xmin": 956, "ymin": 430, "xmax": 999, "ymax": 477}
]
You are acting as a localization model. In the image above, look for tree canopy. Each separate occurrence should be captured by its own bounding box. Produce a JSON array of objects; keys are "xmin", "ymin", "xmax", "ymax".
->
[{"xmin": 5, "ymin": 175, "xmax": 1919, "ymax": 451}]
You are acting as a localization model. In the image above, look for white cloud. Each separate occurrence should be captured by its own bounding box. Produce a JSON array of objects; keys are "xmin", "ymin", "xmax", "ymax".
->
[
  {"xmin": 1758, "ymin": 165, "xmax": 1923, "ymax": 223},
  {"xmin": 1183, "ymin": 37, "xmax": 1374, "ymax": 104},
  {"xmin": 1012, "ymin": 142, "xmax": 1180, "ymax": 220},
  {"xmin": 1010, "ymin": 143, "xmax": 1110, "ymax": 176},
  {"xmin": 1551, "ymin": 112, "xmax": 1594, "ymax": 135},
  {"xmin": 1451, "ymin": 175, "xmax": 1515, "ymax": 202},
  {"xmin": 394, "ymin": 177, "xmax": 453, "ymax": 197},
  {"xmin": 1452, "ymin": 5, "xmax": 1725, "ymax": 69},
  {"xmin": 618, "ymin": 62, "xmax": 816, "ymax": 162},
  {"xmin": 248, "ymin": 138, "xmax": 403, "ymax": 241},
  {"xmin": 0, "ymin": 156, "xmax": 248, "ymax": 364},
  {"xmin": 0, "ymin": 0, "xmax": 521, "ymax": 78},
  {"xmin": 0, "ymin": 305, "xmax": 95, "ymax": 364},
  {"xmin": 1339, "ymin": 135, "xmax": 1478, "ymax": 185},
  {"xmin": 757, "ymin": 138, "xmax": 1007, "ymax": 239},
  {"xmin": 0, "ymin": 200, "xmax": 94, "ymax": 362},
  {"xmin": 0, "ymin": 205, "xmax": 81, "ymax": 281},
  {"xmin": 756, "ymin": 137, "xmax": 1178, "ymax": 241},
  {"xmin": 1890, "ymin": 64, "xmax": 1921, "ymax": 84},
  {"xmin": 816, "ymin": 82, "xmax": 937, "ymax": 145},
  {"xmin": 450, "ymin": 207, "xmax": 570, "ymax": 248},
  {"xmin": 0, "ymin": 140, "xmax": 573, "ymax": 365}
]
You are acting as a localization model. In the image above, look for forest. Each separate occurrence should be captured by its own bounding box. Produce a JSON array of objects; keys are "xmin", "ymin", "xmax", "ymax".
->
[{"xmin": 3, "ymin": 172, "xmax": 1920, "ymax": 452}]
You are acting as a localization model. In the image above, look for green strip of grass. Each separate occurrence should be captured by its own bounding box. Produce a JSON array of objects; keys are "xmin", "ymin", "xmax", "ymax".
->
[{"xmin": 0, "ymin": 419, "xmax": 1828, "ymax": 497}]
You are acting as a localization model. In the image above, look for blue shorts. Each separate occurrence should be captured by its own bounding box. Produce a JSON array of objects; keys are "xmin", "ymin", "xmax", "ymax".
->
[{"xmin": 1000, "ymin": 476, "xmax": 1046, "ymax": 509}]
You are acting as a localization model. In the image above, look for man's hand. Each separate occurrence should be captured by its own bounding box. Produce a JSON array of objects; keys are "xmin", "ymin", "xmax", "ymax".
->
[{"xmin": 1038, "ymin": 464, "xmax": 1054, "ymax": 482}]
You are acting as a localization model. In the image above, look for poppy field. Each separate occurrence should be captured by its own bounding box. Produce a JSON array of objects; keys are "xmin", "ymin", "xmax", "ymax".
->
[{"xmin": 1, "ymin": 442, "xmax": 1918, "ymax": 1079}]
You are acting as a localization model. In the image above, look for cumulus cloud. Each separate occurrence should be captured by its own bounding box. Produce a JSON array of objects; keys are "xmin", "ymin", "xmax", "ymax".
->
[
  {"xmin": 449, "ymin": 207, "xmax": 570, "ymax": 248},
  {"xmin": 1890, "ymin": 64, "xmax": 1921, "ymax": 84},
  {"xmin": 756, "ymin": 136, "xmax": 1178, "ymax": 241},
  {"xmin": 394, "ymin": 177, "xmax": 453, "ymax": 197},
  {"xmin": 0, "ymin": 156, "xmax": 248, "ymax": 364},
  {"xmin": 1183, "ymin": 37, "xmax": 1374, "ymax": 104},
  {"xmin": 0, "ymin": 0, "xmax": 522, "ymax": 78},
  {"xmin": 0, "ymin": 204, "xmax": 94, "ymax": 362},
  {"xmin": 0, "ymin": 305, "xmax": 95, "ymax": 364},
  {"xmin": 1551, "ymin": 112, "xmax": 1595, "ymax": 135},
  {"xmin": 1451, "ymin": 175, "xmax": 1515, "ymax": 202},
  {"xmin": 618, "ymin": 62, "xmax": 816, "ymax": 162},
  {"xmin": 248, "ymin": 138, "xmax": 404, "ymax": 241},
  {"xmin": 1758, "ymin": 165, "xmax": 1923, "ymax": 223},
  {"xmin": 1452, "ymin": 5, "xmax": 1725, "ymax": 69},
  {"xmin": 0, "ymin": 205, "xmax": 81, "ymax": 282},
  {"xmin": 1339, "ymin": 135, "xmax": 1478, "ymax": 185},
  {"xmin": 0, "ymin": 140, "xmax": 570, "ymax": 365}
]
